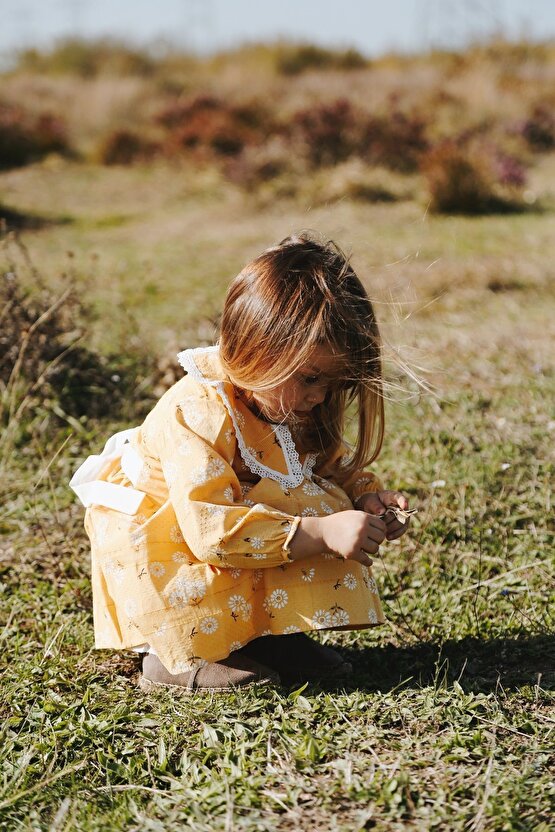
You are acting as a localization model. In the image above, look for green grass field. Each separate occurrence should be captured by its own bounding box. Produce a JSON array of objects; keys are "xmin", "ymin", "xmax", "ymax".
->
[{"xmin": 1, "ymin": 151, "xmax": 554, "ymax": 830}]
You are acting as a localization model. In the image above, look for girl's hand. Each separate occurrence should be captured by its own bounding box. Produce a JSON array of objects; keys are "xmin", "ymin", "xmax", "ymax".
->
[
  {"xmin": 320, "ymin": 510, "xmax": 387, "ymax": 567},
  {"xmin": 355, "ymin": 490, "xmax": 411, "ymax": 541}
]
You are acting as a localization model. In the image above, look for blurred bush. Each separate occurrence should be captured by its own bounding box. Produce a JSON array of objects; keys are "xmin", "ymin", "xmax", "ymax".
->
[
  {"xmin": 360, "ymin": 109, "xmax": 429, "ymax": 172},
  {"xmin": 0, "ymin": 102, "xmax": 69, "ymax": 170},
  {"xmin": 0, "ymin": 255, "xmax": 153, "ymax": 449},
  {"xmin": 157, "ymin": 95, "xmax": 269, "ymax": 158},
  {"xmin": 275, "ymin": 43, "xmax": 367, "ymax": 75},
  {"xmin": 3, "ymin": 37, "xmax": 554, "ymax": 209},
  {"xmin": 96, "ymin": 129, "xmax": 160, "ymax": 165},
  {"xmin": 225, "ymin": 137, "xmax": 300, "ymax": 190},
  {"xmin": 291, "ymin": 98, "xmax": 360, "ymax": 167},
  {"xmin": 16, "ymin": 38, "xmax": 156, "ymax": 78},
  {"xmin": 422, "ymin": 140, "xmax": 527, "ymax": 214},
  {"xmin": 519, "ymin": 103, "xmax": 555, "ymax": 152}
]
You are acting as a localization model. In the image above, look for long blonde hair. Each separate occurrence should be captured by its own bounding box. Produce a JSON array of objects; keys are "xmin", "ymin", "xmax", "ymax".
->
[{"xmin": 219, "ymin": 233, "xmax": 384, "ymax": 478}]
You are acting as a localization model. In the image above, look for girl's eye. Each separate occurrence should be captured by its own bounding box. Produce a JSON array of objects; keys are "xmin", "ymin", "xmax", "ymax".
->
[{"xmin": 303, "ymin": 375, "xmax": 320, "ymax": 385}]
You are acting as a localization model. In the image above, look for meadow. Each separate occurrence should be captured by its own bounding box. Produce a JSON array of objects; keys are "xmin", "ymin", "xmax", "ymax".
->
[{"xmin": 0, "ymin": 39, "xmax": 554, "ymax": 831}]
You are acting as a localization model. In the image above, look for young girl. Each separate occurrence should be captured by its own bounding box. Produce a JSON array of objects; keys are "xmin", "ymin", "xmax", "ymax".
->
[{"xmin": 70, "ymin": 233, "xmax": 411, "ymax": 692}]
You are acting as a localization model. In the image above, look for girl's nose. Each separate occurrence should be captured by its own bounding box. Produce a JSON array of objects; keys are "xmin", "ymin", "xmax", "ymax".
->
[{"xmin": 307, "ymin": 389, "xmax": 326, "ymax": 405}]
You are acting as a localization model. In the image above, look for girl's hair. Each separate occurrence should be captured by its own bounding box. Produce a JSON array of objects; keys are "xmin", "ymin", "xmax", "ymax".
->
[{"xmin": 219, "ymin": 232, "xmax": 384, "ymax": 478}]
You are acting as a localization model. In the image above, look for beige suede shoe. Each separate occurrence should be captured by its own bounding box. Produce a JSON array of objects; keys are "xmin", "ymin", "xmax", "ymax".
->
[{"xmin": 139, "ymin": 651, "xmax": 281, "ymax": 694}]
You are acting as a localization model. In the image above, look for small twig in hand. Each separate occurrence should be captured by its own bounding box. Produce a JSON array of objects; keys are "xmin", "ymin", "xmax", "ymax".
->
[{"xmin": 379, "ymin": 506, "xmax": 418, "ymax": 525}]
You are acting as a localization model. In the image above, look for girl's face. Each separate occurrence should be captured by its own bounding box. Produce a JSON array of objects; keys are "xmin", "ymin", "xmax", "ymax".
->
[{"xmin": 251, "ymin": 346, "xmax": 339, "ymax": 423}]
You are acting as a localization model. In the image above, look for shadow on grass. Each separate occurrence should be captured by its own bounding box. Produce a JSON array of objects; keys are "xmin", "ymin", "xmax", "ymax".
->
[
  {"xmin": 103, "ymin": 634, "xmax": 554, "ymax": 697},
  {"xmin": 0, "ymin": 202, "xmax": 72, "ymax": 230},
  {"xmin": 335, "ymin": 634, "xmax": 555, "ymax": 694}
]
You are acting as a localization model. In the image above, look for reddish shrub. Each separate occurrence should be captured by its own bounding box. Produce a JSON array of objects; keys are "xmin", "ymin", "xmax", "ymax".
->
[
  {"xmin": 0, "ymin": 102, "xmax": 69, "ymax": 170},
  {"xmin": 360, "ymin": 110, "xmax": 429, "ymax": 172},
  {"xmin": 157, "ymin": 95, "xmax": 268, "ymax": 158},
  {"xmin": 494, "ymin": 150, "xmax": 526, "ymax": 188},
  {"xmin": 96, "ymin": 129, "xmax": 159, "ymax": 165},
  {"xmin": 290, "ymin": 99, "xmax": 428, "ymax": 172},
  {"xmin": 291, "ymin": 99, "xmax": 360, "ymax": 167},
  {"xmin": 156, "ymin": 95, "xmax": 220, "ymax": 129},
  {"xmin": 519, "ymin": 104, "xmax": 555, "ymax": 152},
  {"xmin": 422, "ymin": 140, "xmax": 527, "ymax": 215}
]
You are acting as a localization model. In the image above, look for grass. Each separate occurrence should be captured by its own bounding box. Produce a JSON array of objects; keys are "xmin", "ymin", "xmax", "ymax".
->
[{"xmin": 1, "ymin": 147, "xmax": 554, "ymax": 831}]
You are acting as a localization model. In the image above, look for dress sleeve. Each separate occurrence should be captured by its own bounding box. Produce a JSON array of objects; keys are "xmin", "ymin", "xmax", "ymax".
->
[
  {"xmin": 156, "ymin": 389, "xmax": 300, "ymax": 569},
  {"xmin": 315, "ymin": 441, "xmax": 385, "ymax": 505}
]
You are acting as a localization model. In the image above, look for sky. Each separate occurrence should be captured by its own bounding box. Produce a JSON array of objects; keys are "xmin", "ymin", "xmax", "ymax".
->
[{"xmin": 1, "ymin": 0, "xmax": 554, "ymax": 61}]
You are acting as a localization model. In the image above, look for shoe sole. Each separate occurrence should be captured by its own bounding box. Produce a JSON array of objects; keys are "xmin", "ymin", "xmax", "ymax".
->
[{"xmin": 138, "ymin": 674, "xmax": 280, "ymax": 694}]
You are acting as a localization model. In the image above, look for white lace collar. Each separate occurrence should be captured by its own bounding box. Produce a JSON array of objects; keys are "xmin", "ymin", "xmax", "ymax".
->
[{"xmin": 177, "ymin": 346, "xmax": 316, "ymax": 489}]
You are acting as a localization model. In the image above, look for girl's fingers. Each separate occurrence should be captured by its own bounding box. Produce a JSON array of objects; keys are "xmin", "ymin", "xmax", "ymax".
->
[
  {"xmin": 367, "ymin": 515, "xmax": 387, "ymax": 535},
  {"xmin": 353, "ymin": 550, "xmax": 374, "ymax": 567},
  {"xmin": 385, "ymin": 518, "xmax": 403, "ymax": 535},
  {"xmin": 380, "ymin": 491, "xmax": 408, "ymax": 511},
  {"xmin": 387, "ymin": 521, "xmax": 410, "ymax": 539},
  {"xmin": 366, "ymin": 529, "xmax": 385, "ymax": 547}
]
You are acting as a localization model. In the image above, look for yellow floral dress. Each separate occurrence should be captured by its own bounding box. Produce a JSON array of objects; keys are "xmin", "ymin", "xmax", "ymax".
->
[{"xmin": 71, "ymin": 346, "xmax": 386, "ymax": 674}]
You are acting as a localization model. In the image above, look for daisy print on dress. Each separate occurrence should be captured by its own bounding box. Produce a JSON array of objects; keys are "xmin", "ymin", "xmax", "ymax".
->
[
  {"xmin": 283, "ymin": 625, "xmax": 301, "ymax": 634},
  {"xmin": 148, "ymin": 562, "xmax": 166, "ymax": 578},
  {"xmin": 180, "ymin": 398, "xmax": 205, "ymax": 430},
  {"xmin": 320, "ymin": 501, "xmax": 334, "ymax": 515},
  {"xmin": 199, "ymin": 616, "xmax": 219, "ymax": 634},
  {"xmin": 172, "ymin": 550, "xmax": 188, "ymax": 564},
  {"xmin": 169, "ymin": 524, "xmax": 184, "ymax": 544},
  {"xmin": 343, "ymin": 573, "xmax": 358, "ymax": 590},
  {"xmin": 330, "ymin": 606, "xmax": 350, "ymax": 626},
  {"xmin": 301, "ymin": 568, "xmax": 315, "ymax": 582},
  {"xmin": 104, "ymin": 559, "xmax": 125, "ymax": 586},
  {"xmin": 167, "ymin": 576, "xmax": 207, "ymax": 608},
  {"xmin": 203, "ymin": 503, "xmax": 227, "ymax": 518},
  {"xmin": 223, "ymin": 486, "xmax": 234, "ymax": 503},
  {"xmin": 234, "ymin": 409, "xmax": 246, "ymax": 429},
  {"xmin": 191, "ymin": 456, "xmax": 226, "ymax": 486},
  {"xmin": 267, "ymin": 588, "xmax": 288, "ymax": 609},
  {"xmin": 245, "ymin": 536, "xmax": 264, "ymax": 550},
  {"xmin": 228, "ymin": 594, "xmax": 251, "ymax": 621},
  {"xmin": 301, "ymin": 507, "xmax": 319, "ymax": 517},
  {"xmin": 368, "ymin": 607, "xmax": 378, "ymax": 624},
  {"xmin": 312, "ymin": 608, "xmax": 333, "ymax": 629},
  {"xmin": 363, "ymin": 572, "xmax": 379, "ymax": 595},
  {"xmin": 229, "ymin": 568, "xmax": 242, "ymax": 579},
  {"xmin": 302, "ymin": 480, "xmax": 324, "ymax": 497}
]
